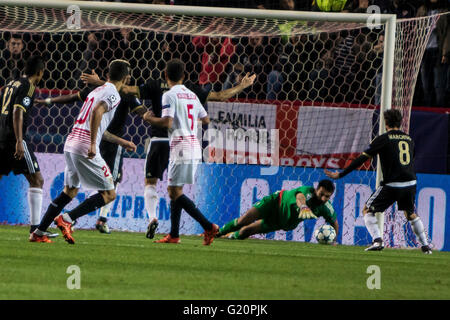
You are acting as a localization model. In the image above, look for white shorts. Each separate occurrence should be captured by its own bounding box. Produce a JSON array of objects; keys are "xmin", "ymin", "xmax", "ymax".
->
[
  {"xmin": 64, "ymin": 151, "xmax": 115, "ymax": 191},
  {"xmin": 167, "ymin": 160, "xmax": 198, "ymax": 187}
]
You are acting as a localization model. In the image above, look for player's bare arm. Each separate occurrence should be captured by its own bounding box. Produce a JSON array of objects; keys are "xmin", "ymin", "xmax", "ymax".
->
[
  {"xmin": 81, "ymin": 69, "xmax": 105, "ymax": 87},
  {"xmin": 200, "ymin": 115, "xmax": 210, "ymax": 125},
  {"xmin": 12, "ymin": 106, "xmax": 24, "ymax": 160},
  {"xmin": 88, "ymin": 101, "xmax": 108, "ymax": 159},
  {"xmin": 207, "ymin": 73, "xmax": 256, "ymax": 101},
  {"xmin": 36, "ymin": 93, "xmax": 81, "ymax": 106},
  {"xmin": 81, "ymin": 70, "xmax": 136, "ymax": 95},
  {"xmin": 325, "ymin": 153, "xmax": 372, "ymax": 179},
  {"xmin": 102, "ymin": 130, "xmax": 137, "ymax": 152},
  {"xmin": 143, "ymin": 111, "xmax": 173, "ymax": 129}
]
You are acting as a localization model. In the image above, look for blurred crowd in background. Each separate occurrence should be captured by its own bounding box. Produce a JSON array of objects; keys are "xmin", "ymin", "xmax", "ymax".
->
[{"xmin": 0, "ymin": 0, "xmax": 449, "ymax": 107}]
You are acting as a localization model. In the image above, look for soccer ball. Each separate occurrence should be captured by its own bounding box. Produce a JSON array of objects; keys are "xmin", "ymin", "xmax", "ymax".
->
[{"xmin": 314, "ymin": 224, "xmax": 336, "ymax": 244}]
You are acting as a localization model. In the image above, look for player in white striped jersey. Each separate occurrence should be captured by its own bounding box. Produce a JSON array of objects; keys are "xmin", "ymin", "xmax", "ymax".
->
[
  {"xmin": 143, "ymin": 59, "xmax": 219, "ymax": 245},
  {"xmin": 31, "ymin": 60, "xmax": 135, "ymax": 244}
]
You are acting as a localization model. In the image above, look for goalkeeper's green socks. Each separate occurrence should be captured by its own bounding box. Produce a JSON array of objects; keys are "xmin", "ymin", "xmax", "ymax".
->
[
  {"xmin": 218, "ymin": 218, "xmax": 240, "ymax": 236},
  {"xmin": 230, "ymin": 231, "xmax": 245, "ymax": 240}
]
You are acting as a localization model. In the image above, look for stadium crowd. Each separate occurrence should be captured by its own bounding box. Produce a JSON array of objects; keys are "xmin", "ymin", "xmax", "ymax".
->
[{"xmin": 0, "ymin": 0, "xmax": 449, "ymax": 107}]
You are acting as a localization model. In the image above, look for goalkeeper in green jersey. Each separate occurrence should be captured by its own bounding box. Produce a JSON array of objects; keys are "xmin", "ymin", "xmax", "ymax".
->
[{"xmin": 216, "ymin": 179, "xmax": 339, "ymax": 241}]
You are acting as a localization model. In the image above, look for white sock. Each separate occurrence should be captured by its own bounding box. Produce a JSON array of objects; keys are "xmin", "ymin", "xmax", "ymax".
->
[
  {"xmin": 410, "ymin": 217, "xmax": 429, "ymax": 246},
  {"xmin": 364, "ymin": 213, "xmax": 382, "ymax": 241},
  {"xmin": 99, "ymin": 201, "xmax": 113, "ymax": 219},
  {"xmin": 28, "ymin": 188, "xmax": 43, "ymax": 226},
  {"xmin": 99, "ymin": 184, "xmax": 117, "ymax": 219},
  {"xmin": 375, "ymin": 212, "xmax": 384, "ymax": 234},
  {"xmin": 144, "ymin": 185, "xmax": 158, "ymax": 221},
  {"xmin": 62, "ymin": 213, "xmax": 73, "ymax": 224}
]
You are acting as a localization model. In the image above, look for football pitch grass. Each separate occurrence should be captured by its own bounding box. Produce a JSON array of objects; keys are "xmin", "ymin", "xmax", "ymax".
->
[{"xmin": 1, "ymin": 225, "xmax": 449, "ymax": 300}]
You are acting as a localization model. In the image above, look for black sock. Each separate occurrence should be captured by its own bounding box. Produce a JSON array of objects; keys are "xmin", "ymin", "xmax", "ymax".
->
[
  {"xmin": 30, "ymin": 225, "xmax": 38, "ymax": 233},
  {"xmin": 170, "ymin": 200, "xmax": 182, "ymax": 238},
  {"xmin": 98, "ymin": 216, "xmax": 107, "ymax": 223},
  {"xmin": 37, "ymin": 192, "xmax": 72, "ymax": 232},
  {"xmin": 176, "ymin": 195, "xmax": 212, "ymax": 231},
  {"xmin": 68, "ymin": 193, "xmax": 106, "ymax": 221}
]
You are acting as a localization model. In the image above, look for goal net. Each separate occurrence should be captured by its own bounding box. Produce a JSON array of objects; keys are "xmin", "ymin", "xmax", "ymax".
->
[{"xmin": 0, "ymin": 1, "xmax": 444, "ymax": 248}]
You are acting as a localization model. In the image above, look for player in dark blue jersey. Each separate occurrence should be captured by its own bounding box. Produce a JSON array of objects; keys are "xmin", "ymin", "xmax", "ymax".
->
[
  {"xmin": 0, "ymin": 56, "xmax": 58, "ymax": 241},
  {"xmin": 81, "ymin": 69, "xmax": 255, "ymax": 239},
  {"xmin": 34, "ymin": 80, "xmax": 142, "ymax": 235},
  {"xmin": 325, "ymin": 109, "xmax": 432, "ymax": 254}
]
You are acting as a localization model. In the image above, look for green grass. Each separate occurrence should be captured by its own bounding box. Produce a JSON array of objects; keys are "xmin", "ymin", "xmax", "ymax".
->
[{"xmin": 1, "ymin": 225, "xmax": 449, "ymax": 300}]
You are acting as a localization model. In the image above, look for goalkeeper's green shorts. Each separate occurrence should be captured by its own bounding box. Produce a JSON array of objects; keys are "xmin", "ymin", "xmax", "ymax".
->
[{"xmin": 253, "ymin": 192, "xmax": 282, "ymax": 233}]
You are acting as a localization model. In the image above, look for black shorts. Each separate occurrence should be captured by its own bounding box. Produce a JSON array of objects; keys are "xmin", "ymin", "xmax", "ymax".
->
[
  {"xmin": 0, "ymin": 141, "xmax": 40, "ymax": 176},
  {"xmin": 100, "ymin": 140, "xmax": 124, "ymax": 183},
  {"xmin": 365, "ymin": 184, "xmax": 416, "ymax": 214},
  {"xmin": 145, "ymin": 138, "xmax": 170, "ymax": 180}
]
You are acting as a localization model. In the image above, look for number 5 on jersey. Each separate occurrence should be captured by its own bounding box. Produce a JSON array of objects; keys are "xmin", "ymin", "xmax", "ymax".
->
[{"xmin": 187, "ymin": 104, "xmax": 194, "ymax": 130}]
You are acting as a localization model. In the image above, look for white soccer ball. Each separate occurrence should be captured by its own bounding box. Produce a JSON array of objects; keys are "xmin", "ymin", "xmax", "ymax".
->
[{"xmin": 314, "ymin": 224, "xmax": 336, "ymax": 244}]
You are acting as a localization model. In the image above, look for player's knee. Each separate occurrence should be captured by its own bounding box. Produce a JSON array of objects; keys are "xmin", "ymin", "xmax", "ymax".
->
[
  {"xmin": 145, "ymin": 178, "xmax": 158, "ymax": 186},
  {"xmin": 167, "ymin": 187, "xmax": 182, "ymax": 201},
  {"xmin": 29, "ymin": 174, "xmax": 44, "ymax": 188},
  {"xmin": 362, "ymin": 206, "xmax": 371, "ymax": 216},
  {"xmin": 63, "ymin": 186, "xmax": 78, "ymax": 198},
  {"xmin": 405, "ymin": 212, "xmax": 417, "ymax": 221},
  {"xmin": 104, "ymin": 190, "xmax": 116, "ymax": 203}
]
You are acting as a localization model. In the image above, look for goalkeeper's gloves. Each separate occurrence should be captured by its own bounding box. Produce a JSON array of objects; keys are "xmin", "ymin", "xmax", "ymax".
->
[{"xmin": 298, "ymin": 205, "xmax": 317, "ymax": 220}]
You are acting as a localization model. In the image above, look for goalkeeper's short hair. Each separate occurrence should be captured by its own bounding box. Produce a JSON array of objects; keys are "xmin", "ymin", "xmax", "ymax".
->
[{"xmin": 318, "ymin": 179, "xmax": 335, "ymax": 193}]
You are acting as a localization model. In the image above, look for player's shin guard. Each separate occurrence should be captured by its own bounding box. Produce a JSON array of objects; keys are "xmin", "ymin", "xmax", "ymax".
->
[
  {"xmin": 410, "ymin": 217, "xmax": 429, "ymax": 246},
  {"xmin": 364, "ymin": 213, "xmax": 382, "ymax": 242},
  {"xmin": 99, "ymin": 201, "xmax": 114, "ymax": 220},
  {"xmin": 170, "ymin": 200, "xmax": 182, "ymax": 238},
  {"xmin": 144, "ymin": 184, "xmax": 158, "ymax": 220},
  {"xmin": 219, "ymin": 218, "xmax": 240, "ymax": 236},
  {"xmin": 36, "ymin": 192, "xmax": 72, "ymax": 234},
  {"xmin": 375, "ymin": 212, "xmax": 384, "ymax": 235},
  {"xmin": 28, "ymin": 188, "xmax": 43, "ymax": 233},
  {"xmin": 99, "ymin": 184, "xmax": 118, "ymax": 220},
  {"xmin": 175, "ymin": 195, "xmax": 212, "ymax": 231},
  {"xmin": 67, "ymin": 193, "xmax": 106, "ymax": 222}
]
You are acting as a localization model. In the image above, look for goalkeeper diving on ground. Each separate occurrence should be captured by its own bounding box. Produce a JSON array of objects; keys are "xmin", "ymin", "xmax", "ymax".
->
[{"xmin": 216, "ymin": 179, "xmax": 339, "ymax": 242}]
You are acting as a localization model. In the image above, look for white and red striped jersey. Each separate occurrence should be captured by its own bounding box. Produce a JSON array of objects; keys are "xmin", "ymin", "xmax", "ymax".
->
[
  {"xmin": 161, "ymin": 84, "xmax": 207, "ymax": 161},
  {"xmin": 64, "ymin": 82, "xmax": 121, "ymax": 156}
]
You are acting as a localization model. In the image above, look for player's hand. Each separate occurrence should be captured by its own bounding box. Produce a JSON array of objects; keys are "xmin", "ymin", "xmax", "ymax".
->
[
  {"xmin": 298, "ymin": 205, "xmax": 317, "ymax": 220},
  {"xmin": 81, "ymin": 69, "xmax": 101, "ymax": 85},
  {"xmin": 122, "ymin": 140, "xmax": 137, "ymax": 152},
  {"xmin": 87, "ymin": 144, "xmax": 96, "ymax": 159},
  {"xmin": 324, "ymin": 169, "xmax": 340, "ymax": 180},
  {"xmin": 14, "ymin": 141, "xmax": 24, "ymax": 160},
  {"xmin": 143, "ymin": 110, "xmax": 155, "ymax": 122},
  {"xmin": 240, "ymin": 73, "xmax": 256, "ymax": 89}
]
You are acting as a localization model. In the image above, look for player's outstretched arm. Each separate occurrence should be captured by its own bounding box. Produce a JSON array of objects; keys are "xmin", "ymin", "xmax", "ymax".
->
[
  {"xmin": 142, "ymin": 111, "xmax": 173, "ymax": 129},
  {"xmin": 102, "ymin": 131, "xmax": 137, "ymax": 152},
  {"xmin": 81, "ymin": 69, "xmax": 105, "ymax": 87},
  {"xmin": 81, "ymin": 70, "xmax": 137, "ymax": 97},
  {"xmin": 36, "ymin": 93, "xmax": 81, "ymax": 106},
  {"xmin": 207, "ymin": 73, "xmax": 256, "ymax": 101},
  {"xmin": 331, "ymin": 220, "xmax": 339, "ymax": 246},
  {"xmin": 200, "ymin": 115, "xmax": 210, "ymax": 125},
  {"xmin": 296, "ymin": 192, "xmax": 317, "ymax": 220},
  {"xmin": 325, "ymin": 153, "xmax": 371, "ymax": 180}
]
